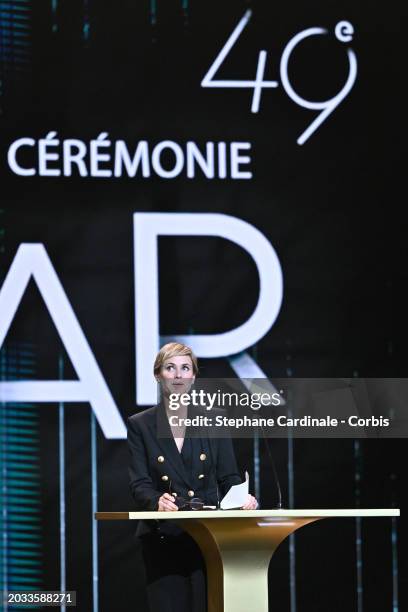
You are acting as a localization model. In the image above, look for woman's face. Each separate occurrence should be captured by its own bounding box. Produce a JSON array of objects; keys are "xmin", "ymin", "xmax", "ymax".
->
[{"xmin": 157, "ymin": 355, "xmax": 196, "ymax": 398}]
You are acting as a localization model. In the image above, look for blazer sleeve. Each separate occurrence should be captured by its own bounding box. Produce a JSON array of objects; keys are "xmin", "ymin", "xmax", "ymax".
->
[
  {"xmin": 216, "ymin": 436, "xmax": 242, "ymax": 497},
  {"xmin": 127, "ymin": 417, "xmax": 161, "ymax": 511}
]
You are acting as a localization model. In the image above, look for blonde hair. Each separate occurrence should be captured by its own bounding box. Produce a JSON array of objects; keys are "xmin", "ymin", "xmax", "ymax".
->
[{"xmin": 153, "ymin": 342, "xmax": 198, "ymax": 376}]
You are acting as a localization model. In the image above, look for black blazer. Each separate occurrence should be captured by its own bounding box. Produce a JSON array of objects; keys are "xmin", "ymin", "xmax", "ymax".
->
[{"xmin": 128, "ymin": 404, "xmax": 242, "ymax": 535}]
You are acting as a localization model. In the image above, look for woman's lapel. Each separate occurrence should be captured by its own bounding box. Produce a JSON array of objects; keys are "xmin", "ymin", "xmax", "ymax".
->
[{"xmin": 150, "ymin": 404, "xmax": 192, "ymax": 489}]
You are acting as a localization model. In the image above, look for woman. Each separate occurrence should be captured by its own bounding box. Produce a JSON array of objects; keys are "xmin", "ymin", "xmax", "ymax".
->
[{"xmin": 128, "ymin": 342, "xmax": 257, "ymax": 612}]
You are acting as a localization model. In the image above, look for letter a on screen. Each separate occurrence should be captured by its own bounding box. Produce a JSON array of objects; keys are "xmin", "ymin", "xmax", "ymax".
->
[{"xmin": 0, "ymin": 244, "xmax": 126, "ymax": 439}]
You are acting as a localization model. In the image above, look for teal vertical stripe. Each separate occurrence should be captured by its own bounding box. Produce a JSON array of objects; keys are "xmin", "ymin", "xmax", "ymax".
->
[
  {"xmin": 83, "ymin": 0, "xmax": 90, "ymax": 41},
  {"xmin": 0, "ymin": 343, "xmax": 42, "ymax": 610},
  {"xmin": 0, "ymin": 0, "xmax": 31, "ymax": 87},
  {"xmin": 51, "ymin": 0, "xmax": 58, "ymax": 32},
  {"xmin": 150, "ymin": 0, "xmax": 157, "ymax": 25}
]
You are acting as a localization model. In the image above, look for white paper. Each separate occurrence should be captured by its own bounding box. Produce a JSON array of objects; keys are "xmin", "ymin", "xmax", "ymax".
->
[{"xmin": 220, "ymin": 471, "xmax": 249, "ymax": 509}]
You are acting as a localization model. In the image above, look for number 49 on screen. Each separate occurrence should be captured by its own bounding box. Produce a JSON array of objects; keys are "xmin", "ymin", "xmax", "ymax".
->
[{"xmin": 201, "ymin": 10, "xmax": 357, "ymax": 145}]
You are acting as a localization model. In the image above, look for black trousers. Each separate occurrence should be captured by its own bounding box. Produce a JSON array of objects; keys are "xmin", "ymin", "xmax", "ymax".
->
[{"xmin": 138, "ymin": 530, "xmax": 207, "ymax": 612}]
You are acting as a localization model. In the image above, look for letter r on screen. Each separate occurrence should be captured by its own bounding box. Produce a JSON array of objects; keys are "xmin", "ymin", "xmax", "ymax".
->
[{"xmin": 133, "ymin": 213, "xmax": 283, "ymax": 405}]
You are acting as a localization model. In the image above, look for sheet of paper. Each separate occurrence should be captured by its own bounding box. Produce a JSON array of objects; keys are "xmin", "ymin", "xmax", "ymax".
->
[{"xmin": 220, "ymin": 471, "xmax": 249, "ymax": 509}]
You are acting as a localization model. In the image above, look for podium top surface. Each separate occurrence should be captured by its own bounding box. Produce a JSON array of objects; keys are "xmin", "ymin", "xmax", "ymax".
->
[{"xmin": 95, "ymin": 508, "xmax": 400, "ymax": 521}]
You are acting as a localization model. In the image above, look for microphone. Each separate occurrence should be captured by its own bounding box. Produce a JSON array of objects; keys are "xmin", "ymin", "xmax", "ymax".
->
[{"xmin": 259, "ymin": 425, "xmax": 283, "ymax": 509}]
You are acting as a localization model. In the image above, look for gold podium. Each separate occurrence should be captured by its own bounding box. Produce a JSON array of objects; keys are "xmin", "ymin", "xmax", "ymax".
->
[{"xmin": 96, "ymin": 509, "xmax": 400, "ymax": 612}]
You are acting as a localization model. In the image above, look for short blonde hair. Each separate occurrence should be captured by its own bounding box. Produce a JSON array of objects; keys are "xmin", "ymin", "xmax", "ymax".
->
[{"xmin": 153, "ymin": 342, "xmax": 198, "ymax": 376}]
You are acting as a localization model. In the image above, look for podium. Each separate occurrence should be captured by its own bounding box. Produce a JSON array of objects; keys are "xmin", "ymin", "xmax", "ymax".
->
[{"xmin": 96, "ymin": 509, "xmax": 400, "ymax": 612}]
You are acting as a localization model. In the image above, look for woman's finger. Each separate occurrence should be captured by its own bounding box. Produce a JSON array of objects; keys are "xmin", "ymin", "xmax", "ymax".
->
[
  {"xmin": 164, "ymin": 501, "xmax": 178, "ymax": 511},
  {"xmin": 158, "ymin": 493, "xmax": 178, "ymax": 511},
  {"xmin": 249, "ymin": 496, "xmax": 258, "ymax": 509},
  {"xmin": 241, "ymin": 494, "xmax": 258, "ymax": 509},
  {"xmin": 162, "ymin": 493, "xmax": 175, "ymax": 502}
]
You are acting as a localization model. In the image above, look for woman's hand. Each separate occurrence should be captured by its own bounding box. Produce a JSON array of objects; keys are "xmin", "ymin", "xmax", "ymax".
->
[
  {"xmin": 157, "ymin": 493, "xmax": 179, "ymax": 512},
  {"xmin": 241, "ymin": 494, "xmax": 258, "ymax": 510}
]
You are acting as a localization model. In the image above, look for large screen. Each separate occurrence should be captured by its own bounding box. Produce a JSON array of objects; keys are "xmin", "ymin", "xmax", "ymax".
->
[{"xmin": 0, "ymin": 1, "xmax": 405, "ymax": 611}]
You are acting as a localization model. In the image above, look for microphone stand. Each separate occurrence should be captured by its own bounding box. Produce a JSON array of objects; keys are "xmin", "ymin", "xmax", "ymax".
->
[
  {"xmin": 207, "ymin": 437, "xmax": 220, "ymax": 509},
  {"xmin": 259, "ymin": 425, "xmax": 283, "ymax": 509}
]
